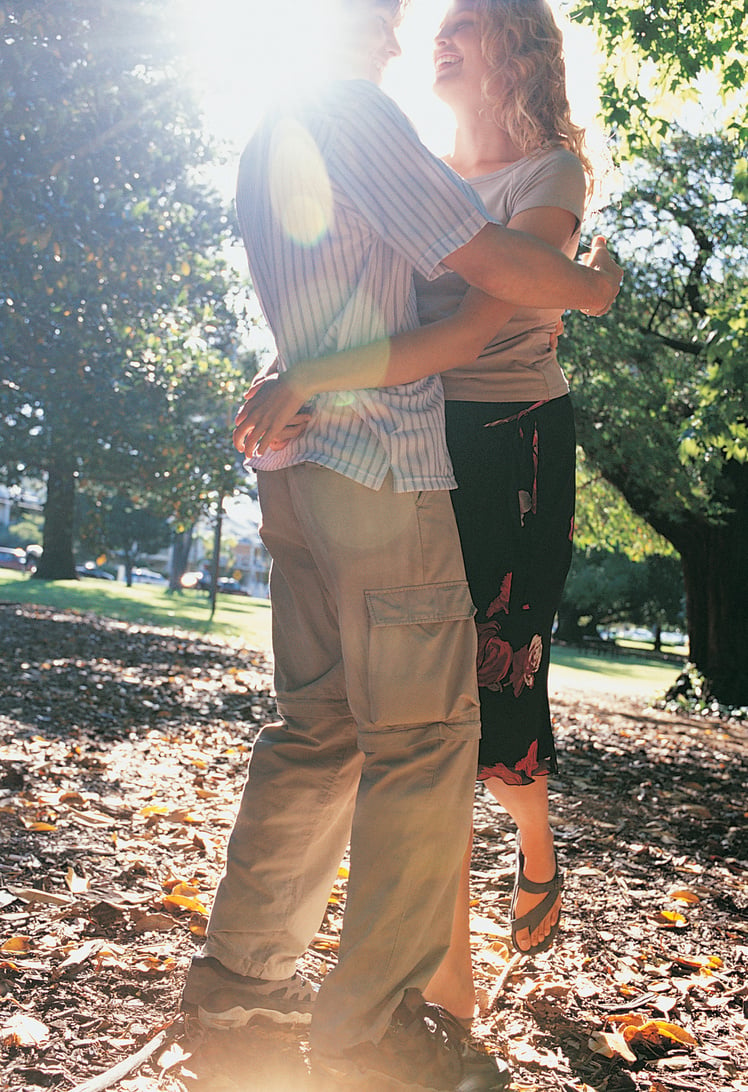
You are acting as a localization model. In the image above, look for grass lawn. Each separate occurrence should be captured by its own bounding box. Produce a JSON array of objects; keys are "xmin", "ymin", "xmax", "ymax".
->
[
  {"xmin": 0, "ymin": 570, "xmax": 272, "ymax": 650},
  {"xmin": 548, "ymin": 642, "xmax": 682, "ymax": 699},
  {"xmin": 1, "ymin": 570, "xmax": 681, "ymax": 698}
]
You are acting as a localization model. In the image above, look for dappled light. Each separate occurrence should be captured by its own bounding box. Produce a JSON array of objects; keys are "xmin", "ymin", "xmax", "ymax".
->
[{"xmin": 1, "ymin": 606, "xmax": 746, "ymax": 1089}]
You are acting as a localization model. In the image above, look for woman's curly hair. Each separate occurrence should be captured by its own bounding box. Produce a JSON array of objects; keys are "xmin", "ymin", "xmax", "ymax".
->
[{"xmin": 476, "ymin": 0, "xmax": 594, "ymax": 199}]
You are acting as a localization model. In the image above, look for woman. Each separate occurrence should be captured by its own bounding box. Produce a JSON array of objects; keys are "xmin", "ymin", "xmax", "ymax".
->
[{"xmin": 235, "ymin": 0, "xmax": 595, "ymax": 1023}]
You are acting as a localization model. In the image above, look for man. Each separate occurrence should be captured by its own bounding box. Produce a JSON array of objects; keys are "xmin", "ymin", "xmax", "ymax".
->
[{"xmin": 182, "ymin": 2, "xmax": 621, "ymax": 1089}]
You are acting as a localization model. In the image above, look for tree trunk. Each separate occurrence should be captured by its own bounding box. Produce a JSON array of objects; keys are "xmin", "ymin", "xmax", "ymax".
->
[
  {"xmin": 594, "ymin": 457, "xmax": 748, "ymax": 708},
  {"xmin": 554, "ymin": 602, "xmax": 585, "ymax": 643},
  {"xmin": 169, "ymin": 526, "xmax": 194, "ymax": 591},
  {"xmin": 678, "ymin": 508, "xmax": 748, "ymax": 706},
  {"xmin": 34, "ymin": 453, "xmax": 76, "ymax": 580}
]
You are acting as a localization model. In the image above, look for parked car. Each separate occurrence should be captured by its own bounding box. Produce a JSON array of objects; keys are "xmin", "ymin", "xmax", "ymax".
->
[
  {"xmin": 217, "ymin": 577, "xmax": 250, "ymax": 596},
  {"xmin": 76, "ymin": 562, "xmax": 115, "ymax": 580},
  {"xmin": 0, "ymin": 547, "xmax": 27, "ymax": 571},
  {"xmin": 131, "ymin": 567, "xmax": 167, "ymax": 584},
  {"xmin": 180, "ymin": 570, "xmax": 210, "ymax": 591}
]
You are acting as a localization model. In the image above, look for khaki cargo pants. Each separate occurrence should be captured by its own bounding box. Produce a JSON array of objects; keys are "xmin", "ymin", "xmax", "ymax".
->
[{"xmin": 203, "ymin": 464, "xmax": 480, "ymax": 1053}]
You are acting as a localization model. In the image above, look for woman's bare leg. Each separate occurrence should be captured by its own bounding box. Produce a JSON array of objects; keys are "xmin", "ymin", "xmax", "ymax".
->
[{"xmin": 483, "ymin": 775, "xmax": 560, "ymax": 951}]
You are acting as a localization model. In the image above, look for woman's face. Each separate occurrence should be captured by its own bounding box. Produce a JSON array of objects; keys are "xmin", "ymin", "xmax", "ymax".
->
[{"xmin": 433, "ymin": 1, "xmax": 486, "ymax": 108}]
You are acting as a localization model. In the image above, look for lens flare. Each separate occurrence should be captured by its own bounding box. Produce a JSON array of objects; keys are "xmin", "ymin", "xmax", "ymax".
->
[{"xmin": 269, "ymin": 119, "xmax": 334, "ymax": 247}]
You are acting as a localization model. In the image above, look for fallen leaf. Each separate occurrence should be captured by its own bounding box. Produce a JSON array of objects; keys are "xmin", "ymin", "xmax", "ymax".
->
[
  {"xmin": 65, "ymin": 866, "xmax": 90, "ymax": 894},
  {"xmin": 169, "ymin": 882, "xmax": 200, "ymax": 898},
  {"xmin": 57, "ymin": 939, "xmax": 105, "ymax": 970},
  {"xmin": 470, "ymin": 914, "xmax": 506, "ymax": 938},
  {"xmin": 312, "ymin": 933, "xmax": 340, "ymax": 952},
  {"xmin": 1, "ymin": 1012, "xmax": 50, "ymax": 1047},
  {"xmin": 608, "ymin": 1013, "xmax": 646, "ymax": 1029},
  {"xmin": 653, "ymin": 910, "xmax": 688, "ymax": 929},
  {"xmin": 59, "ymin": 791, "xmax": 87, "ymax": 805},
  {"xmin": 511, "ymin": 1041, "xmax": 560, "ymax": 1067},
  {"xmin": 476, "ymin": 939, "xmax": 511, "ymax": 963},
  {"xmin": 0, "ymin": 936, "xmax": 31, "ymax": 953},
  {"xmin": 188, "ymin": 915, "xmax": 207, "ymax": 937},
  {"xmin": 667, "ymin": 886, "xmax": 700, "ymax": 904},
  {"xmin": 131, "ymin": 912, "xmax": 176, "ymax": 934},
  {"xmin": 140, "ymin": 805, "xmax": 169, "ymax": 818},
  {"xmin": 162, "ymin": 893, "xmax": 207, "ymax": 914},
  {"xmin": 7, "ymin": 887, "xmax": 70, "ymax": 907},
  {"xmin": 589, "ymin": 1029, "xmax": 637, "ymax": 1063},
  {"xmin": 157, "ymin": 1041, "xmax": 192, "ymax": 1072},
  {"xmin": 133, "ymin": 952, "xmax": 176, "ymax": 975},
  {"xmin": 625, "ymin": 1020, "xmax": 698, "ymax": 1048}
]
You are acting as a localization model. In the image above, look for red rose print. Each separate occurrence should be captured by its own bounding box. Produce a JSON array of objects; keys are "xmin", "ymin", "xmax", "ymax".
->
[
  {"xmin": 476, "ymin": 621, "xmax": 512, "ymax": 691},
  {"xmin": 480, "ymin": 761, "xmax": 526, "ymax": 786},
  {"xmin": 509, "ymin": 633, "xmax": 543, "ymax": 697},
  {"xmin": 515, "ymin": 740, "xmax": 539, "ymax": 777},
  {"xmin": 486, "ymin": 572, "xmax": 512, "ymax": 619}
]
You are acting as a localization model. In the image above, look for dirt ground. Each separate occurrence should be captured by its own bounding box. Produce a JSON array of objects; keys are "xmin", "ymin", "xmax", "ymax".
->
[{"xmin": 1, "ymin": 602, "xmax": 746, "ymax": 1092}]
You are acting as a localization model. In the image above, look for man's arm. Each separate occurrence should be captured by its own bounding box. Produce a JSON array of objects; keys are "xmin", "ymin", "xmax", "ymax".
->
[
  {"xmin": 445, "ymin": 229, "xmax": 621, "ymax": 316},
  {"xmin": 233, "ymin": 228, "xmax": 618, "ymax": 457}
]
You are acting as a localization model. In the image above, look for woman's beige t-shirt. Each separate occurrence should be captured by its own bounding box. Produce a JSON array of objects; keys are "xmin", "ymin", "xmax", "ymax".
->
[{"xmin": 415, "ymin": 146, "xmax": 586, "ymax": 402}]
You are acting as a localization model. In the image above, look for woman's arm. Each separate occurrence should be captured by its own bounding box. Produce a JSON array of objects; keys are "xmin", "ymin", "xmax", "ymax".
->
[{"xmin": 234, "ymin": 210, "xmax": 588, "ymax": 457}]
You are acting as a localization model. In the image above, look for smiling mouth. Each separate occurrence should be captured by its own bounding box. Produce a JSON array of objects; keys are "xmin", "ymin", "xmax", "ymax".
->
[{"xmin": 434, "ymin": 54, "xmax": 462, "ymax": 74}]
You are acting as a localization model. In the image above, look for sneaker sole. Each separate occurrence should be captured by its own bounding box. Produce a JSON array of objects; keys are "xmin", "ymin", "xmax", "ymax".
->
[
  {"xmin": 313, "ymin": 1057, "xmax": 510, "ymax": 1092},
  {"xmin": 196, "ymin": 1004, "xmax": 313, "ymax": 1030}
]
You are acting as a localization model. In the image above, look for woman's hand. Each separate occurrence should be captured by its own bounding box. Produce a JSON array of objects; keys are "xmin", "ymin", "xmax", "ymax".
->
[
  {"xmin": 232, "ymin": 373, "xmax": 314, "ymax": 457},
  {"xmin": 579, "ymin": 235, "xmax": 623, "ymax": 316}
]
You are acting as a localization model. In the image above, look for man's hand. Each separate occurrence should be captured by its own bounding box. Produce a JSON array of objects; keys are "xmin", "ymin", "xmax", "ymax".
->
[
  {"xmin": 579, "ymin": 235, "xmax": 623, "ymax": 316},
  {"xmin": 232, "ymin": 374, "xmax": 313, "ymax": 457}
]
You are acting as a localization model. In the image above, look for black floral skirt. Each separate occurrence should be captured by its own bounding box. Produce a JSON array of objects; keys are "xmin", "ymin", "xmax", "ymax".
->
[{"xmin": 445, "ymin": 395, "xmax": 575, "ymax": 783}]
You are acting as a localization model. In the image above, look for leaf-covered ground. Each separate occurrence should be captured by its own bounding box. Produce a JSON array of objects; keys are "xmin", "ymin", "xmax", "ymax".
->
[{"xmin": 1, "ymin": 602, "xmax": 746, "ymax": 1092}]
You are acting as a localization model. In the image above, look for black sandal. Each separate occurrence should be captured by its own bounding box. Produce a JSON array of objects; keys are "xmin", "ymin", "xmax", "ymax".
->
[{"xmin": 510, "ymin": 837, "xmax": 563, "ymax": 955}]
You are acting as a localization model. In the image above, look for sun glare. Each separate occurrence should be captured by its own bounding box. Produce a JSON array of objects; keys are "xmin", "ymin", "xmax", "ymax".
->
[
  {"xmin": 172, "ymin": 0, "xmax": 342, "ymax": 148},
  {"xmin": 173, "ymin": 0, "xmax": 605, "ymax": 172}
]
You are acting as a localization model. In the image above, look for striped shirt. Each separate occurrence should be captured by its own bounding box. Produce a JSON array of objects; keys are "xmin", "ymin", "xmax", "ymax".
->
[{"xmin": 236, "ymin": 79, "xmax": 489, "ymax": 492}]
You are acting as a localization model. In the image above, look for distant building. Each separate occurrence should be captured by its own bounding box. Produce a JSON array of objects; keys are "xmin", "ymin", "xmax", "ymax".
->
[
  {"xmin": 234, "ymin": 536, "xmax": 270, "ymax": 597},
  {"xmin": 0, "ymin": 484, "xmax": 43, "ymax": 533}
]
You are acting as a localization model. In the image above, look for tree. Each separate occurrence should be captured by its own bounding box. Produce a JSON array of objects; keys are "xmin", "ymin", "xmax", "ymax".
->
[
  {"xmin": 564, "ymin": 132, "xmax": 748, "ymax": 705},
  {"xmin": 77, "ymin": 493, "xmax": 171, "ymax": 584},
  {"xmin": 557, "ymin": 547, "xmax": 683, "ymax": 646},
  {"xmin": 569, "ymin": 0, "xmax": 748, "ymax": 153},
  {"xmin": 0, "ymin": 1, "xmax": 247, "ymax": 580}
]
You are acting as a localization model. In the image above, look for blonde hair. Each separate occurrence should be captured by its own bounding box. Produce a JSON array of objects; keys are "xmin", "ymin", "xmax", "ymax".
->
[{"xmin": 476, "ymin": 0, "xmax": 594, "ymax": 200}]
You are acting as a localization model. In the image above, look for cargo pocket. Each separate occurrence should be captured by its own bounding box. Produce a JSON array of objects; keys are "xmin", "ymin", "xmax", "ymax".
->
[{"xmin": 362, "ymin": 581, "xmax": 479, "ymax": 744}]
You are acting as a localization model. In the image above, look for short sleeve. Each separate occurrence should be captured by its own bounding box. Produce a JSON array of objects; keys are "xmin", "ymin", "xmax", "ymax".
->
[
  {"xmin": 325, "ymin": 81, "xmax": 490, "ymax": 279},
  {"xmin": 510, "ymin": 148, "xmax": 586, "ymax": 226}
]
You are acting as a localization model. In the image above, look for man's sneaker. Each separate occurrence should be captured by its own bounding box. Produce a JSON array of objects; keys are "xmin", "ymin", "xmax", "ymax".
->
[
  {"xmin": 180, "ymin": 954, "xmax": 315, "ymax": 1030},
  {"xmin": 312, "ymin": 989, "xmax": 510, "ymax": 1091}
]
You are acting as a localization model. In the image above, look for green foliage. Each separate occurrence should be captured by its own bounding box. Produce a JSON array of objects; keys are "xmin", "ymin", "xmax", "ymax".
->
[
  {"xmin": 563, "ymin": 130, "xmax": 748, "ymax": 703},
  {"xmin": 658, "ymin": 662, "xmax": 748, "ymax": 722},
  {"xmin": 567, "ymin": 131, "xmax": 748, "ymax": 540},
  {"xmin": 574, "ymin": 448, "xmax": 674, "ymax": 561},
  {"xmin": 558, "ymin": 545, "xmax": 683, "ymax": 640},
  {"xmin": 0, "ymin": 0, "xmax": 253, "ymax": 577},
  {"xmin": 568, "ymin": 0, "xmax": 748, "ymax": 153},
  {"xmin": 77, "ymin": 493, "xmax": 170, "ymax": 566}
]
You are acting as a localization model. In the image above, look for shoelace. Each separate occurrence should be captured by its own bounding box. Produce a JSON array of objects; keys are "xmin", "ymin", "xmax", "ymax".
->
[{"xmin": 394, "ymin": 998, "xmax": 464, "ymax": 1068}]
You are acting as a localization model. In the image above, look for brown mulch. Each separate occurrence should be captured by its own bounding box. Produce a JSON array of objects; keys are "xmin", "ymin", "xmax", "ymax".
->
[{"xmin": 0, "ymin": 602, "xmax": 746, "ymax": 1092}]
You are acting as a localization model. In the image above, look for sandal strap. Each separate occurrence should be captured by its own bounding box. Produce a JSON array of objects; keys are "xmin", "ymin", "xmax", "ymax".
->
[
  {"xmin": 516, "ymin": 866, "xmax": 563, "ymax": 896},
  {"xmin": 511, "ymin": 885, "xmax": 561, "ymax": 937}
]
